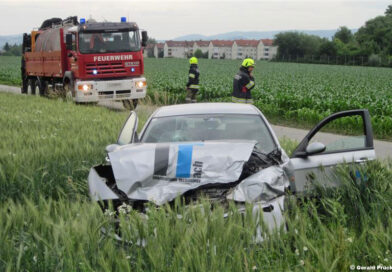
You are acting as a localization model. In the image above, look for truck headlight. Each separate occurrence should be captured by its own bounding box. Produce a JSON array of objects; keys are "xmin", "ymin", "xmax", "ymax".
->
[
  {"xmin": 78, "ymin": 84, "xmax": 92, "ymax": 91},
  {"xmin": 135, "ymin": 81, "xmax": 146, "ymax": 88}
]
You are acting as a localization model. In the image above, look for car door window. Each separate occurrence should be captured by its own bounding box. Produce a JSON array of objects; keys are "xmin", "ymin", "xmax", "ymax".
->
[
  {"xmin": 308, "ymin": 115, "xmax": 366, "ymax": 153},
  {"xmin": 289, "ymin": 109, "xmax": 375, "ymax": 194},
  {"xmin": 292, "ymin": 110, "xmax": 374, "ymax": 158}
]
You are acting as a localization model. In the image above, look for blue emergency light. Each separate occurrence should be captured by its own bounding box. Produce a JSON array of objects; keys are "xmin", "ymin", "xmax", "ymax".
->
[
  {"xmin": 131, "ymin": 68, "xmax": 135, "ymax": 72},
  {"xmin": 121, "ymin": 17, "xmax": 126, "ymax": 22},
  {"xmin": 92, "ymin": 69, "xmax": 98, "ymax": 75},
  {"xmin": 80, "ymin": 18, "xmax": 86, "ymax": 24}
]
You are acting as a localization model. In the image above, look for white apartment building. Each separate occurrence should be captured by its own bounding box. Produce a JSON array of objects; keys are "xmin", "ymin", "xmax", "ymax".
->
[
  {"xmin": 208, "ymin": 40, "xmax": 234, "ymax": 59},
  {"xmin": 143, "ymin": 43, "xmax": 155, "ymax": 58},
  {"xmin": 164, "ymin": 41, "xmax": 194, "ymax": 58},
  {"xmin": 154, "ymin": 43, "xmax": 164, "ymax": 58},
  {"xmin": 233, "ymin": 40, "xmax": 259, "ymax": 60},
  {"xmin": 193, "ymin": 40, "xmax": 210, "ymax": 55},
  {"xmin": 258, "ymin": 39, "xmax": 277, "ymax": 60},
  {"xmin": 159, "ymin": 39, "xmax": 277, "ymax": 60}
]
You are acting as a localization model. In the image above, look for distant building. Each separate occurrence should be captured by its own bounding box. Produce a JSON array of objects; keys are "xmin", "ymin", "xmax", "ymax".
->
[
  {"xmin": 258, "ymin": 39, "xmax": 277, "ymax": 60},
  {"xmin": 158, "ymin": 39, "xmax": 277, "ymax": 60},
  {"xmin": 193, "ymin": 41, "xmax": 210, "ymax": 55},
  {"xmin": 233, "ymin": 40, "xmax": 259, "ymax": 60},
  {"xmin": 143, "ymin": 43, "xmax": 155, "ymax": 58},
  {"xmin": 164, "ymin": 41, "xmax": 194, "ymax": 58},
  {"xmin": 208, "ymin": 40, "xmax": 234, "ymax": 59},
  {"xmin": 154, "ymin": 43, "xmax": 165, "ymax": 58}
]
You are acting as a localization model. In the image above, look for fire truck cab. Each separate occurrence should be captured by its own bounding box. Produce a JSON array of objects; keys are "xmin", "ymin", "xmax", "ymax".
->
[{"xmin": 22, "ymin": 16, "xmax": 148, "ymax": 110}]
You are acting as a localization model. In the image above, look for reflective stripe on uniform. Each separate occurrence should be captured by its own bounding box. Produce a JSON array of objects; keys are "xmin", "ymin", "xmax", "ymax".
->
[
  {"xmin": 232, "ymin": 96, "xmax": 254, "ymax": 104},
  {"xmin": 189, "ymin": 73, "xmax": 195, "ymax": 78},
  {"xmin": 245, "ymin": 81, "xmax": 255, "ymax": 89},
  {"xmin": 189, "ymin": 84, "xmax": 199, "ymax": 89}
]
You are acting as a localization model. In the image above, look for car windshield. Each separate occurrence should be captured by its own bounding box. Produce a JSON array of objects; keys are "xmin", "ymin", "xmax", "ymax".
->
[
  {"xmin": 78, "ymin": 31, "xmax": 140, "ymax": 54},
  {"xmin": 141, "ymin": 114, "xmax": 277, "ymax": 154}
]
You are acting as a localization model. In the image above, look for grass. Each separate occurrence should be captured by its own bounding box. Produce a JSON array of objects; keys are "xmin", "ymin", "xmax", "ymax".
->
[
  {"xmin": 0, "ymin": 93, "xmax": 391, "ymax": 271},
  {"xmin": 0, "ymin": 93, "xmax": 157, "ymax": 202}
]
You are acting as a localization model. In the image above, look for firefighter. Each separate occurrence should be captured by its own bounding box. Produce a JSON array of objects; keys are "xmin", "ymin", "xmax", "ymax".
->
[
  {"xmin": 186, "ymin": 57, "xmax": 200, "ymax": 103},
  {"xmin": 232, "ymin": 58, "xmax": 255, "ymax": 104}
]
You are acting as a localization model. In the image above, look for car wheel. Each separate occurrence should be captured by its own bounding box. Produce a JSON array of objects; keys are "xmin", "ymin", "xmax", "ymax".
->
[{"xmin": 122, "ymin": 99, "xmax": 138, "ymax": 110}]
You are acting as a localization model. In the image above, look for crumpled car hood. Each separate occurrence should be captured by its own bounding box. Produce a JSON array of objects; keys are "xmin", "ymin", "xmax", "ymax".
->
[
  {"xmin": 88, "ymin": 141, "xmax": 290, "ymax": 206},
  {"xmin": 227, "ymin": 166, "xmax": 288, "ymax": 204},
  {"xmin": 108, "ymin": 141, "xmax": 255, "ymax": 205}
]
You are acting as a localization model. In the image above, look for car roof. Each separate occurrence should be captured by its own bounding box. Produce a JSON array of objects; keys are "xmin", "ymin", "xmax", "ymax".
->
[{"xmin": 152, "ymin": 103, "xmax": 261, "ymax": 118}]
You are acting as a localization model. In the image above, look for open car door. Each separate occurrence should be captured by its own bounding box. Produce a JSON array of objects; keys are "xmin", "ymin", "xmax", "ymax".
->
[
  {"xmin": 286, "ymin": 109, "xmax": 375, "ymax": 194},
  {"xmin": 117, "ymin": 111, "xmax": 138, "ymax": 145},
  {"xmin": 105, "ymin": 111, "xmax": 138, "ymax": 153}
]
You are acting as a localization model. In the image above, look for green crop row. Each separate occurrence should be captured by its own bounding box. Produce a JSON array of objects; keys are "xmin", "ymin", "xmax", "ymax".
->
[
  {"xmin": 143, "ymin": 58, "xmax": 392, "ymax": 139},
  {"xmin": 2, "ymin": 56, "xmax": 392, "ymax": 139},
  {"xmin": 0, "ymin": 56, "xmax": 20, "ymax": 86}
]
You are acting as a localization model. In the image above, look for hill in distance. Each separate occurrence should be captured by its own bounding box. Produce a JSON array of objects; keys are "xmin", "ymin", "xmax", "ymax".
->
[
  {"xmin": 173, "ymin": 29, "xmax": 358, "ymax": 41},
  {"xmin": 0, "ymin": 29, "xmax": 358, "ymax": 49}
]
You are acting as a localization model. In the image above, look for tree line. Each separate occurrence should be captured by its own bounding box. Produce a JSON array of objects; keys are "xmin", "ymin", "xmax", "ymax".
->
[
  {"xmin": 1, "ymin": 42, "xmax": 22, "ymax": 56},
  {"xmin": 273, "ymin": 5, "xmax": 392, "ymax": 67}
]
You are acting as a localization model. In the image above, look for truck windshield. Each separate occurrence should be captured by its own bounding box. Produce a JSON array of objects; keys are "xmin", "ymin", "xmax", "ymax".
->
[{"xmin": 78, "ymin": 31, "xmax": 140, "ymax": 54}]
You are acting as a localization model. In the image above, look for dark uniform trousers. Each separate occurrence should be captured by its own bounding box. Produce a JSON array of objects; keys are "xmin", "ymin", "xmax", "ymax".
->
[{"xmin": 186, "ymin": 64, "xmax": 200, "ymax": 103}]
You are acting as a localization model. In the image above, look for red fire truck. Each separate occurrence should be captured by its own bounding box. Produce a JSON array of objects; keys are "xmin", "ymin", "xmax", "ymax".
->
[{"xmin": 21, "ymin": 16, "xmax": 148, "ymax": 109}]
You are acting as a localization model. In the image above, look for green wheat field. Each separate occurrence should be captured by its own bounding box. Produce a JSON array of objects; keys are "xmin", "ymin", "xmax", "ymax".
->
[{"xmin": 0, "ymin": 56, "xmax": 391, "ymax": 271}]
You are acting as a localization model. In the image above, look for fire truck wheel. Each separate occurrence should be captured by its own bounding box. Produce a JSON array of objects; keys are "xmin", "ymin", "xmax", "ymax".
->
[
  {"xmin": 33, "ymin": 80, "xmax": 41, "ymax": 96},
  {"xmin": 122, "ymin": 99, "xmax": 138, "ymax": 110},
  {"xmin": 27, "ymin": 79, "xmax": 35, "ymax": 95},
  {"xmin": 21, "ymin": 77, "xmax": 28, "ymax": 94},
  {"xmin": 35, "ymin": 80, "xmax": 47, "ymax": 96}
]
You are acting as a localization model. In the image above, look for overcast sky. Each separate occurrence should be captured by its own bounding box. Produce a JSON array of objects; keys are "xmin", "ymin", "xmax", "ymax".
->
[{"xmin": 0, "ymin": 0, "xmax": 389, "ymax": 39}]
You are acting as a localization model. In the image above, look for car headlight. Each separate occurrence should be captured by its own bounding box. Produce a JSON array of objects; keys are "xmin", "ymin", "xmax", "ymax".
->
[{"xmin": 135, "ymin": 81, "xmax": 146, "ymax": 88}]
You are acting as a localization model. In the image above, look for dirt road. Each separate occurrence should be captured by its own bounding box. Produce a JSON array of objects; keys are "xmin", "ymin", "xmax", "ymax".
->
[{"xmin": 1, "ymin": 84, "xmax": 390, "ymax": 159}]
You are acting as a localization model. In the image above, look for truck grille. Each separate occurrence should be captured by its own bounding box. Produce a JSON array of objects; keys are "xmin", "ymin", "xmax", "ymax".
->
[
  {"xmin": 98, "ymin": 90, "xmax": 131, "ymax": 99},
  {"xmin": 86, "ymin": 62, "xmax": 127, "ymax": 76}
]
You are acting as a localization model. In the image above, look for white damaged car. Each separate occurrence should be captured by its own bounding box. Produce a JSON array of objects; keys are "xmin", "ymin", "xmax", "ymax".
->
[{"xmin": 88, "ymin": 103, "xmax": 375, "ymax": 229}]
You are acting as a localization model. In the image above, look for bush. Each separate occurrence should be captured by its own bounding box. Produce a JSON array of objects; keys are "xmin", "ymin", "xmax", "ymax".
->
[
  {"xmin": 193, "ymin": 49, "xmax": 203, "ymax": 58},
  {"xmin": 368, "ymin": 54, "xmax": 381, "ymax": 66}
]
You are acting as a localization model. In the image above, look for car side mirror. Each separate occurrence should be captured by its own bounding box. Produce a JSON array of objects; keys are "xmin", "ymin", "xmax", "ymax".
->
[
  {"xmin": 141, "ymin": 31, "xmax": 148, "ymax": 47},
  {"xmin": 306, "ymin": 142, "xmax": 326, "ymax": 156},
  {"xmin": 105, "ymin": 144, "xmax": 121, "ymax": 153}
]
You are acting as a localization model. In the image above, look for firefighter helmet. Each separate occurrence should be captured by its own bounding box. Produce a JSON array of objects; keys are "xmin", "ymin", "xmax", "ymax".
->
[
  {"xmin": 189, "ymin": 57, "xmax": 198, "ymax": 64},
  {"xmin": 241, "ymin": 58, "xmax": 255, "ymax": 68}
]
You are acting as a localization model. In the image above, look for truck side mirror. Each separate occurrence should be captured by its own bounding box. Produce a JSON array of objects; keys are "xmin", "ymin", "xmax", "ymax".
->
[
  {"xmin": 141, "ymin": 31, "xmax": 148, "ymax": 47},
  {"xmin": 65, "ymin": 34, "xmax": 73, "ymax": 50}
]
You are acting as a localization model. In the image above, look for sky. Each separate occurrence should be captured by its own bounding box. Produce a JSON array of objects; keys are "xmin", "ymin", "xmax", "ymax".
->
[{"xmin": 0, "ymin": 0, "xmax": 389, "ymax": 40}]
